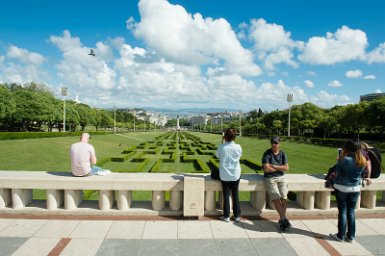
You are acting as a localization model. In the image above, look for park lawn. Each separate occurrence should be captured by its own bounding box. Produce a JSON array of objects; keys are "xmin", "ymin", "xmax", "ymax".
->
[
  {"xmin": 0, "ymin": 132, "xmax": 162, "ymax": 171},
  {"xmin": 196, "ymin": 132, "xmax": 343, "ymax": 174}
]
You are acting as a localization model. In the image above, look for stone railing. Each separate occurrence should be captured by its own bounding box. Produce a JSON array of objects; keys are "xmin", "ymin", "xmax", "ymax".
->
[{"xmin": 0, "ymin": 171, "xmax": 384, "ymax": 217}]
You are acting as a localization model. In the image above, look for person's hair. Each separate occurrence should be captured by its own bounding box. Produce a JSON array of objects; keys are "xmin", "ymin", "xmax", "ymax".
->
[
  {"xmin": 361, "ymin": 142, "xmax": 370, "ymax": 151},
  {"xmin": 223, "ymin": 128, "xmax": 236, "ymax": 142},
  {"xmin": 343, "ymin": 140, "xmax": 367, "ymax": 168}
]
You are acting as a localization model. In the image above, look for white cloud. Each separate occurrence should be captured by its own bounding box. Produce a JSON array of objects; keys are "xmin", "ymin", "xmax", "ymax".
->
[
  {"xmin": 311, "ymin": 90, "xmax": 351, "ymax": 108},
  {"xmin": 304, "ymin": 80, "xmax": 314, "ymax": 88},
  {"xmin": 6, "ymin": 45, "xmax": 45, "ymax": 65},
  {"xmin": 247, "ymin": 18, "xmax": 303, "ymax": 71},
  {"xmin": 363, "ymin": 75, "xmax": 376, "ymax": 80},
  {"xmin": 375, "ymin": 89, "xmax": 382, "ymax": 93},
  {"xmin": 132, "ymin": 0, "xmax": 261, "ymax": 76},
  {"xmin": 345, "ymin": 69, "xmax": 363, "ymax": 78},
  {"xmin": 0, "ymin": 45, "xmax": 47, "ymax": 84},
  {"xmin": 49, "ymin": 30, "xmax": 117, "ymax": 97},
  {"xmin": 307, "ymin": 71, "xmax": 317, "ymax": 76},
  {"xmin": 299, "ymin": 26, "xmax": 368, "ymax": 65},
  {"xmin": 328, "ymin": 80, "xmax": 343, "ymax": 87},
  {"xmin": 365, "ymin": 42, "xmax": 385, "ymax": 63}
]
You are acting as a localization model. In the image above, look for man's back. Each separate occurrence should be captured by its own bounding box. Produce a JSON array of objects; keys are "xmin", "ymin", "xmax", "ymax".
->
[{"xmin": 70, "ymin": 141, "xmax": 95, "ymax": 176}]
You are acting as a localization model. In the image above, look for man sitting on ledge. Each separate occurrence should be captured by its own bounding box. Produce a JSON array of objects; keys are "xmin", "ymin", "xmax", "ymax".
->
[{"xmin": 70, "ymin": 133, "xmax": 110, "ymax": 176}]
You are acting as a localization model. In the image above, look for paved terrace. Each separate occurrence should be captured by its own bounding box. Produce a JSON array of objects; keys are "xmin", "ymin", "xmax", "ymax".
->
[{"xmin": 0, "ymin": 215, "xmax": 385, "ymax": 256}]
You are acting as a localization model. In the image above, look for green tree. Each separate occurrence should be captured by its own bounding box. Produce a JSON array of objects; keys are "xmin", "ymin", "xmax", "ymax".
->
[{"xmin": 0, "ymin": 84, "xmax": 16, "ymax": 130}]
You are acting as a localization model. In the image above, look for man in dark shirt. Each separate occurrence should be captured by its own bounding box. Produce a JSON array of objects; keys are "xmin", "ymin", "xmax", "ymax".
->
[{"xmin": 262, "ymin": 136, "xmax": 290, "ymax": 231}]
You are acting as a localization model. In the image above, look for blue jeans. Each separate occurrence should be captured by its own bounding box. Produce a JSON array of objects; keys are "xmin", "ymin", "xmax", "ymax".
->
[
  {"xmin": 221, "ymin": 179, "xmax": 241, "ymax": 218},
  {"xmin": 90, "ymin": 165, "xmax": 103, "ymax": 175},
  {"xmin": 335, "ymin": 189, "xmax": 360, "ymax": 240}
]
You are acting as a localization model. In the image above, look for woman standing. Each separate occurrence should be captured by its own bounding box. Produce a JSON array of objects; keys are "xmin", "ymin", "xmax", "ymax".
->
[
  {"xmin": 330, "ymin": 140, "xmax": 367, "ymax": 242},
  {"xmin": 216, "ymin": 128, "xmax": 242, "ymax": 222}
]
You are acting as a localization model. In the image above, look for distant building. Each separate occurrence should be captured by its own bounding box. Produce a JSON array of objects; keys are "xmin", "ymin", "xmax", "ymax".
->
[
  {"xmin": 190, "ymin": 115, "xmax": 208, "ymax": 125},
  {"xmin": 360, "ymin": 93, "xmax": 385, "ymax": 102}
]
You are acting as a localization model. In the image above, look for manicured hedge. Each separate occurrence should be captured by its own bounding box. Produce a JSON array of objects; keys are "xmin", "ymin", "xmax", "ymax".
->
[{"xmin": 0, "ymin": 131, "xmax": 111, "ymax": 140}]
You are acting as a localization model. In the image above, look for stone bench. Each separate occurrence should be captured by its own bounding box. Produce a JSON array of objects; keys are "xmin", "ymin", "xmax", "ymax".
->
[{"xmin": 0, "ymin": 171, "xmax": 384, "ymax": 217}]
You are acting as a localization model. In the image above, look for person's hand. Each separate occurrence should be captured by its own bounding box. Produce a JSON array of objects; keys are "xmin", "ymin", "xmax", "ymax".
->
[{"xmin": 366, "ymin": 178, "xmax": 372, "ymax": 186}]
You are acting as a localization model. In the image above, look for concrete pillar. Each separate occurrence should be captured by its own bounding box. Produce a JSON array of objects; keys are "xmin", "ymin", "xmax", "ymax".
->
[
  {"xmin": 183, "ymin": 176, "xmax": 205, "ymax": 217},
  {"xmin": 46, "ymin": 190, "xmax": 64, "ymax": 210},
  {"xmin": 303, "ymin": 191, "xmax": 315, "ymax": 210},
  {"xmin": 152, "ymin": 191, "xmax": 165, "ymax": 211},
  {"xmin": 0, "ymin": 188, "xmax": 11, "ymax": 208},
  {"xmin": 296, "ymin": 192, "xmax": 304, "ymax": 208},
  {"xmin": 12, "ymin": 189, "xmax": 32, "ymax": 209},
  {"xmin": 170, "ymin": 191, "xmax": 182, "ymax": 211},
  {"xmin": 361, "ymin": 191, "xmax": 376, "ymax": 209},
  {"xmin": 315, "ymin": 191, "xmax": 331, "ymax": 210},
  {"xmin": 64, "ymin": 190, "xmax": 83, "ymax": 210},
  {"xmin": 250, "ymin": 191, "xmax": 256, "ymax": 208},
  {"xmin": 205, "ymin": 191, "xmax": 215, "ymax": 211},
  {"xmin": 117, "ymin": 191, "xmax": 132, "ymax": 210},
  {"xmin": 99, "ymin": 190, "xmax": 115, "ymax": 210},
  {"xmin": 255, "ymin": 191, "xmax": 266, "ymax": 211}
]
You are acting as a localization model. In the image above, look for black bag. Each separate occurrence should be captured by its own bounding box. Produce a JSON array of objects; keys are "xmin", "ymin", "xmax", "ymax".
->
[
  {"xmin": 324, "ymin": 165, "xmax": 337, "ymax": 188},
  {"xmin": 368, "ymin": 148, "xmax": 383, "ymax": 178},
  {"xmin": 211, "ymin": 168, "xmax": 220, "ymax": 180}
]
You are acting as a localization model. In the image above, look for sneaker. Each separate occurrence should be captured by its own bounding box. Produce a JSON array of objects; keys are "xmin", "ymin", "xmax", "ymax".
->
[
  {"xmin": 329, "ymin": 233, "xmax": 343, "ymax": 242},
  {"xmin": 219, "ymin": 216, "xmax": 230, "ymax": 222},
  {"xmin": 345, "ymin": 237, "xmax": 353, "ymax": 243},
  {"xmin": 234, "ymin": 217, "xmax": 241, "ymax": 222},
  {"xmin": 277, "ymin": 219, "xmax": 286, "ymax": 231},
  {"xmin": 95, "ymin": 169, "xmax": 111, "ymax": 176},
  {"xmin": 283, "ymin": 218, "xmax": 292, "ymax": 228}
]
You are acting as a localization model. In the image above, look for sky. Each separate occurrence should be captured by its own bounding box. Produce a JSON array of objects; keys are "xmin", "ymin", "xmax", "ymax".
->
[{"xmin": 1, "ymin": 0, "xmax": 385, "ymax": 112}]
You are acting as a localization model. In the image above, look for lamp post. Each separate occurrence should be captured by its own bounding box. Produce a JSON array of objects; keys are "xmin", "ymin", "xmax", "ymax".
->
[
  {"xmin": 239, "ymin": 110, "xmax": 242, "ymax": 137},
  {"xmin": 113, "ymin": 106, "xmax": 116, "ymax": 134},
  {"xmin": 133, "ymin": 110, "xmax": 136, "ymax": 131},
  {"xmin": 287, "ymin": 94, "xmax": 293, "ymax": 137},
  {"xmin": 61, "ymin": 87, "xmax": 68, "ymax": 132}
]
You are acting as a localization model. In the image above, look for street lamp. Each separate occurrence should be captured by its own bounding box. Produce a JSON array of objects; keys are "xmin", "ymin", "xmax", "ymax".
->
[
  {"xmin": 61, "ymin": 87, "xmax": 68, "ymax": 132},
  {"xmin": 239, "ymin": 110, "xmax": 242, "ymax": 137},
  {"xmin": 287, "ymin": 93, "xmax": 293, "ymax": 137},
  {"xmin": 113, "ymin": 106, "xmax": 116, "ymax": 134}
]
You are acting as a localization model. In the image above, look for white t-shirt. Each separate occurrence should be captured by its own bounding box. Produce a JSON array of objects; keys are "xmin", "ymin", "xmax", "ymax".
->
[{"xmin": 70, "ymin": 142, "xmax": 96, "ymax": 176}]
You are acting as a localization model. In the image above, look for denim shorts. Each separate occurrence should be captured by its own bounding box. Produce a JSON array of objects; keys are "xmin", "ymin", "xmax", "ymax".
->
[{"xmin": 264, "ymin": 176, "xmax": 288, "ymax": 201}]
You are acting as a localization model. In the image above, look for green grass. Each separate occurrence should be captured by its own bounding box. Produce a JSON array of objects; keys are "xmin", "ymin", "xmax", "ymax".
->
[{"xmin": 2, "ymin": 131, "xmax": 384, "ymax": 201}]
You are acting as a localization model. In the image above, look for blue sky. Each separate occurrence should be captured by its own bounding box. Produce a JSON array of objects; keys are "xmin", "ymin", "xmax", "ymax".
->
[{"xmin": 1, "ymin": 0, "xmax": 385, "ymax": 111}]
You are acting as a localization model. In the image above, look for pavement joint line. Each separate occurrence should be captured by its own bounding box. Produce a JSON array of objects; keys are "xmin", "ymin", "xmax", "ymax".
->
[
  {"xmin": 1, "ymin": 212, "xmax": 385, "ymax": 221},
  {"xmin": 47, "ymin": 238, "xmax": 71, "ymax": 256},
  {"xmin": 315, "ymin": 236, "xmax": 343, "ymax": 256}
]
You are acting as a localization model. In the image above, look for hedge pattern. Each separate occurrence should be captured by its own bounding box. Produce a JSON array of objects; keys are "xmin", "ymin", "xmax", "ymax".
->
[{"xmin": 101, "ymin": 131, "xmax": 262, "ymax": 173}]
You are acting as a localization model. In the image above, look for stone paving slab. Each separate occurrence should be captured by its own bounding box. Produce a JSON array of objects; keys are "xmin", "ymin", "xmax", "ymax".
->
[
  {"xmin": 285, "ymin": 237, "xmax": 330, "ymax": 256},
  {"xmin": 69, "ymin": 220, "xmax": 112, "ymax": 239},
  {"xmin": 210, "ymin": 220, "xmax": 248, "ymax": 238},
  {"xmin": 250, "ymin": 238, "xmax": 298, "ymax": 256},
  {"xmin": 0, "ymin": 219, "xmax": 47, "ymax": 237},
  {"xmin": 0, "ymin": 237, "xmax": 28, "ymax": 256},
  {"xmin": 33, "ymin": 220, "xmax": 80, "ymax": 238},
  {"xmin": 96, "ymin": 239, "xmax": 140, "ymax": 256},
  {"xmin": 61, "ymin": 238, "xmax": 104, "ymax": 256},
  {"xmin": 142, "ymin": 220, "xmax": 178, "ymax": 239},
  {"xmin": 178, "ymin": 220, "xmax": 213, "ymax": 239},
  {"xmin": 356, "ymin": 235, "xmax": 385, "ymax": 256},
  {"xmin": 216, "ymin": 238, "xmax": 258, "ymax": 256},
  {"xmin": 105, "ymin": 220, "xmax": 145, "ymax": 239},
  {"xmin": 138, "ymin": 239, "xmax": 178, "ymax": 256},
  {"xmin": 11, "ymin": 237, "xmax": 60, "ymax": 256},
  {"xmin": 1, "ymin": 218, "xmax": 385, "ymax": 255},
  {"xmin": 178, "ymin": 239, "xmax": 217, "ymax": 256}
]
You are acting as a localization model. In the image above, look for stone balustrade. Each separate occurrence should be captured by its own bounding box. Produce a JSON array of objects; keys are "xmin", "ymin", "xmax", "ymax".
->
[{"xmin": 0, "ymin": 171, "xmax": 384, "ymax": 217}]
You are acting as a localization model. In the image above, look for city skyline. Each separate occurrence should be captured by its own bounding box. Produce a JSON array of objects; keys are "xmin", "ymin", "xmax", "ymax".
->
[{"xmin": 1, "ymin": 0, "xmax": 385, "ymax": 111}]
